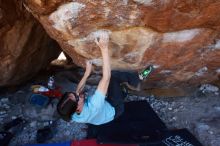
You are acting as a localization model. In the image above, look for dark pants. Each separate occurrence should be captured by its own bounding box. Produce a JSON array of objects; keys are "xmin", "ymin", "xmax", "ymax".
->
[
  {"xmin": 106, "ymin": 71, "xmax": 140, "ymax": 119},
  {"xmin": 87, "ymin": 71, "xmax": 140, "ymax": 138}
]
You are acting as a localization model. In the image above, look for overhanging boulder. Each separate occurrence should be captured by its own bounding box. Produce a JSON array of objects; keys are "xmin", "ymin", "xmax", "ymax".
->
[{"xmin": 3, "ymin": 0, "xmax": 220, "ymax": 95}]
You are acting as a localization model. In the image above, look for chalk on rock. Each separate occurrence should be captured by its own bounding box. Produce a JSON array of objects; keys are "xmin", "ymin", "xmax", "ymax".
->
[{"xmin": 87, "ymin": 30, "xmax": 111, "ymax": 42}]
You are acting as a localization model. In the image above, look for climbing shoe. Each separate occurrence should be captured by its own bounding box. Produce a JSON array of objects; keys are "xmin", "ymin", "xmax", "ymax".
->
[{"xmin": 139, "ymin": 65, "xmax": 154, "ymax": 80}]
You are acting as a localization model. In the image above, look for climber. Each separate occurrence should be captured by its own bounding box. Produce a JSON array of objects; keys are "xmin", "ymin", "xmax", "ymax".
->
[{"xmin": 57, "ymin": 33, "xmax": 153, "ymax": 125}]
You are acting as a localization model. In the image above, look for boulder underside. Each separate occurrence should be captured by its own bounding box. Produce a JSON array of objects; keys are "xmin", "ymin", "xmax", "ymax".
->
[{"xmin": 1, "ymin": 0, "xmax": 220, "ymax": 96}]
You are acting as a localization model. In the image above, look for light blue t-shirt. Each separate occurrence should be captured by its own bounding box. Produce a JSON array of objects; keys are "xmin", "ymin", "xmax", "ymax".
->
[{"xmin": 71, "ymin": 90, "xmax": 115, "ymax": 125}]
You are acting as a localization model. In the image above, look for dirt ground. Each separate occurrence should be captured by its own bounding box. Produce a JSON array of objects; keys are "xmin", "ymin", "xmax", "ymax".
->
[{"xmin": 0, "ymin": 68, "xmax": 219, "ymax": 146}]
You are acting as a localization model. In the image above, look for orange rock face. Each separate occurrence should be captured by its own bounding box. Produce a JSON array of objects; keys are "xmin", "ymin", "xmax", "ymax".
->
[
  {"xmin": 0, "ymin": 0, "xmax": 61, "ymax": 86},
  {"xmin": 15, "ymin": 1, "xmax": 220, "ymax": 94}
]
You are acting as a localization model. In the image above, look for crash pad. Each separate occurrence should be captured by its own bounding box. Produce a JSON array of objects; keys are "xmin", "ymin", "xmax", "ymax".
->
[{"xmin": 92, "ymin": 101, "xmax": 167, "ymax": 144}]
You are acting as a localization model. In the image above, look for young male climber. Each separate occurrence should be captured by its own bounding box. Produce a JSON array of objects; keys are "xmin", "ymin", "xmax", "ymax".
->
[{"xmin": 57, "ymin": 33, "xmax": 153, "ymax": 125}]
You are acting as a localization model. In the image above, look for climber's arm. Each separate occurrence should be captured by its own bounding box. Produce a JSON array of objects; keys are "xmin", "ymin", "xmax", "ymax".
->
[
  {"xmin": 95, "ymin": 35, "xmax": 111, "ymax": 96},
  {"xmin": 76, "ymin": 61, "xmax": 92, "ymax": 94}
]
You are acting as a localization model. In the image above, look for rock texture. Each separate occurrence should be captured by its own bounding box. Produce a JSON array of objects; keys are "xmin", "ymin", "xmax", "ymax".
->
[
  {"xmin": 0, "ymin": 0, "xmax": 61, "ymax": 86},
  {"xmin": 11, "ymin": 1, "xmax": 220, "ymax": 93}
]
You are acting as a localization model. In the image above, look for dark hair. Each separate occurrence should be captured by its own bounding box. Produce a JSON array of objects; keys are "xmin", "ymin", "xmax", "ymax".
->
[{"xmin": 57, "ymin": 92, "xmax": 78, "ymax": 122}]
